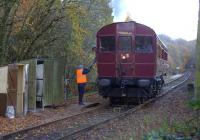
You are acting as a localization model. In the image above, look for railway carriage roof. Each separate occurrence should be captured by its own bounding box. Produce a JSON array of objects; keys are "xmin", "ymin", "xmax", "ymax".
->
[
  {"xmin": 97, "ymin": 21, "xmax": 155, "ymax": 35},
  {"xmin": 157, "ymin": 36, "xmax": 168, "ymax": 51},
  {"xmin": 97, "ymin": 21, "xmax": 168, "ymax": 52}
]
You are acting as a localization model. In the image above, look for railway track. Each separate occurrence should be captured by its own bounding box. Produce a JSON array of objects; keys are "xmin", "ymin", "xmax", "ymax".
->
[
  {"xmin": 62, "ymin": 72, "xmax": 191, "ymax": 140},
  {"xmin": 0, "ymin": 72, "xmax": 191, "ymax": 140},
  {"xmin": 0, "ymin": 102, "xmax": 108, "ymax": 140}
]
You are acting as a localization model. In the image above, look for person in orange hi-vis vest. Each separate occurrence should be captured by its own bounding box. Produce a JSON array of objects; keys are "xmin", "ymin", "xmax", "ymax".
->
[{"xmin": 76, "ymin": 65, "xmax": 90, "ymax": 105}]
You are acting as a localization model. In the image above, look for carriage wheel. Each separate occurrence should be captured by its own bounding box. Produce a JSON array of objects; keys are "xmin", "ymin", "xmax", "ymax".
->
[
  {"xmin": 138, "ymin": 97, "xmax": 145, "ymax": 104},
  {"xmin": 148, "ymin": 84, "xmax": 156, "ymax": 98}
]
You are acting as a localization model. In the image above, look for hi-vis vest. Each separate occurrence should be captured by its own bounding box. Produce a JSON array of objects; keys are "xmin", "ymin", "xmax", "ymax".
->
[{"xmin": 76, "ymin": 68, "xmax": 87, "ymax": 84}]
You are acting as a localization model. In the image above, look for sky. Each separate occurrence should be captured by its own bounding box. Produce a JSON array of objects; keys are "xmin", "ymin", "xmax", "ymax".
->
[{"xmin": 111, "ymin": 0, "xmax": 199, "ymax": 41}]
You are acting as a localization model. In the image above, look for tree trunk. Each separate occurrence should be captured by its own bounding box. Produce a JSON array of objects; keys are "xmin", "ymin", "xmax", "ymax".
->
[{"xmin": 195, "ymin": 0, "xmax": 200, "ymax": 99}]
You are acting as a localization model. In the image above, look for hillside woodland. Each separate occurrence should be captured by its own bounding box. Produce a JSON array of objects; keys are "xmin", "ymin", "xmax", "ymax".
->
[{"xmin": 159, "ymin": 34, "xmax": 196, "ymax": 74}]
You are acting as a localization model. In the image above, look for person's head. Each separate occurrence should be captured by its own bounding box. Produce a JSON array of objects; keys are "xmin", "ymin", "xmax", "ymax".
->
[{"xmin": 77, "ymin": 65, "xmax": 83, "ymax": 69}]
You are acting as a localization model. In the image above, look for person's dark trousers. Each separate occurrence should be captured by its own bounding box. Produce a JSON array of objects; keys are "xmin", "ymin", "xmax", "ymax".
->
[{"xmin": 78, "ymin": 83, "xmax": 86, "ymax": 104}]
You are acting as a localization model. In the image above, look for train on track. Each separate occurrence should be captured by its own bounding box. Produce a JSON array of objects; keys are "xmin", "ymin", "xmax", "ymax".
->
[{"xmin": 95, "ymin": 21, "xmax": 168, "ymax": 104}]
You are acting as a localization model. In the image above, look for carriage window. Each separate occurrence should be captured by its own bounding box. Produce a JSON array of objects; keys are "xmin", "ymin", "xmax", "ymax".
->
[
  {"xmin": 135, "ymin": 36, "xmax": 153, "ymax": 53},
  {"xmin": 119, "ymin": 36, "xmax": 132, "ymax": 52},
  {"xmin": 100, "ymin": 36, "xmax": 115, "ymax": 52}
]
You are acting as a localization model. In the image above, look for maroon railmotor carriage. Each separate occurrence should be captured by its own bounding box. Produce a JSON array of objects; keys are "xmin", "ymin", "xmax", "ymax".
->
[{"xmin": 96, "ymin": 21, "xmax": 168, "ymax": 103}]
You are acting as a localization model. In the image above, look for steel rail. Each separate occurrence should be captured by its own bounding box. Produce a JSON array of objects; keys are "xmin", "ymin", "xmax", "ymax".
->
[
  {"xmin": 57, "ymin": 72, "xmax": 191, "ymax": 140},
  {"xmin": 0, "ymin": 102, "xmax": 106, "ymax": 140}
]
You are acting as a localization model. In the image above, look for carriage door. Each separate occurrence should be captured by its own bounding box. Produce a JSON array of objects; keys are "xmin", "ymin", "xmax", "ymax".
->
[{"xmin": 117, "ymin": 35, "xmax": 135, "ymax": 78}]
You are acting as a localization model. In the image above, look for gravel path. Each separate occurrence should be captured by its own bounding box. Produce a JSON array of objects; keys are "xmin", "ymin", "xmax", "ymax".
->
[
  {"xmin": 76, "ymin": 78, "xmax": 194, "ymax": 140},
  {"xmin": 0, "ymin": 94, "xmax": 106, "ymax": 136}
]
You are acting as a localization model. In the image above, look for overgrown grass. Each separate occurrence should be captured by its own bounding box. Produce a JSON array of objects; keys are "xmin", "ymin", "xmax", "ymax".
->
[
  {"xmin": 142, "ymin": 116, "xmax": 200, "ymax": 139},
  {"xmin": 142, "ymin": 88, "xmax": 200, "ymax": 140}
]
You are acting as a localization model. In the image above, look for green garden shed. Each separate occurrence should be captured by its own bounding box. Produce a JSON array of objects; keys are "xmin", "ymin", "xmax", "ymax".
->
[{"xmin": 23, "ymin": 58, "xmax": 65, "ymax": 111}]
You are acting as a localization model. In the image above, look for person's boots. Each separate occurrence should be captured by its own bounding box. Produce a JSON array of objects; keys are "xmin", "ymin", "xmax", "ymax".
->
[{"xmin": 79, "ymin": 94, "xmax": 84, "ymax": 105}]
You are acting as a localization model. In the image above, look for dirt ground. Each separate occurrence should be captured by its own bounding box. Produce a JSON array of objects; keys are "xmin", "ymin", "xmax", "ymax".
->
[
  {"xmin": 0, "ymin": 93, "xmax": 106, "ymax": 136},
  {"xmin": 77, "ymin": 76, "xmax": 196, "ymax": 140}
]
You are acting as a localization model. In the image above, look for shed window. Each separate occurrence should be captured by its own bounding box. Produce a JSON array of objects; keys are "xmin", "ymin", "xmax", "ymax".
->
[
  {"xmin": 135, "ymin": 36, "xmax": 153, "ymax": 53},
  {"xmin": 100, "ymin": 36, "xmax": 115, "ymax": 52},
  {"xmin": 119, "ymin": 36, "xmax": 132, "ymax": 52}
]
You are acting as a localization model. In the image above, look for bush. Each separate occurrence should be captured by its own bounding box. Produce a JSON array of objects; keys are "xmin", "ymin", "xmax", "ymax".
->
[
  {"xmin": 142, "ymin": 129, "xmax": 194, "ymax": 140},
  {"xmin": 188, "ymin": 99, "xmax": 200, "ymax": 110}
]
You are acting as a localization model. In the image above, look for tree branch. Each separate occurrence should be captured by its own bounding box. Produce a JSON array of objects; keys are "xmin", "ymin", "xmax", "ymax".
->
[{"xmin": 23, "ymin": 15, "xmax": 64, "ymax": 58}]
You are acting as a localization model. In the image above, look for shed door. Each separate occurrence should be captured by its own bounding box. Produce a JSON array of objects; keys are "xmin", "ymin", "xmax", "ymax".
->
[
  {"xmin": 43, "ymin": 60, "xmax": 54, "ymax": 106},
  {"xmin": 43, "ymin": 59, "xmax": 65, "ymax": 106},
  {"xmin": 27, "ymin": 59, "xmax": 37, "ymax": 111},
  {"xmin": 7, "ymin": 64, "xmax": 18, "ymax": 107},
  {"xmin": 117, "ymin": 36, "xmax": 135, "ymax": 78}
]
